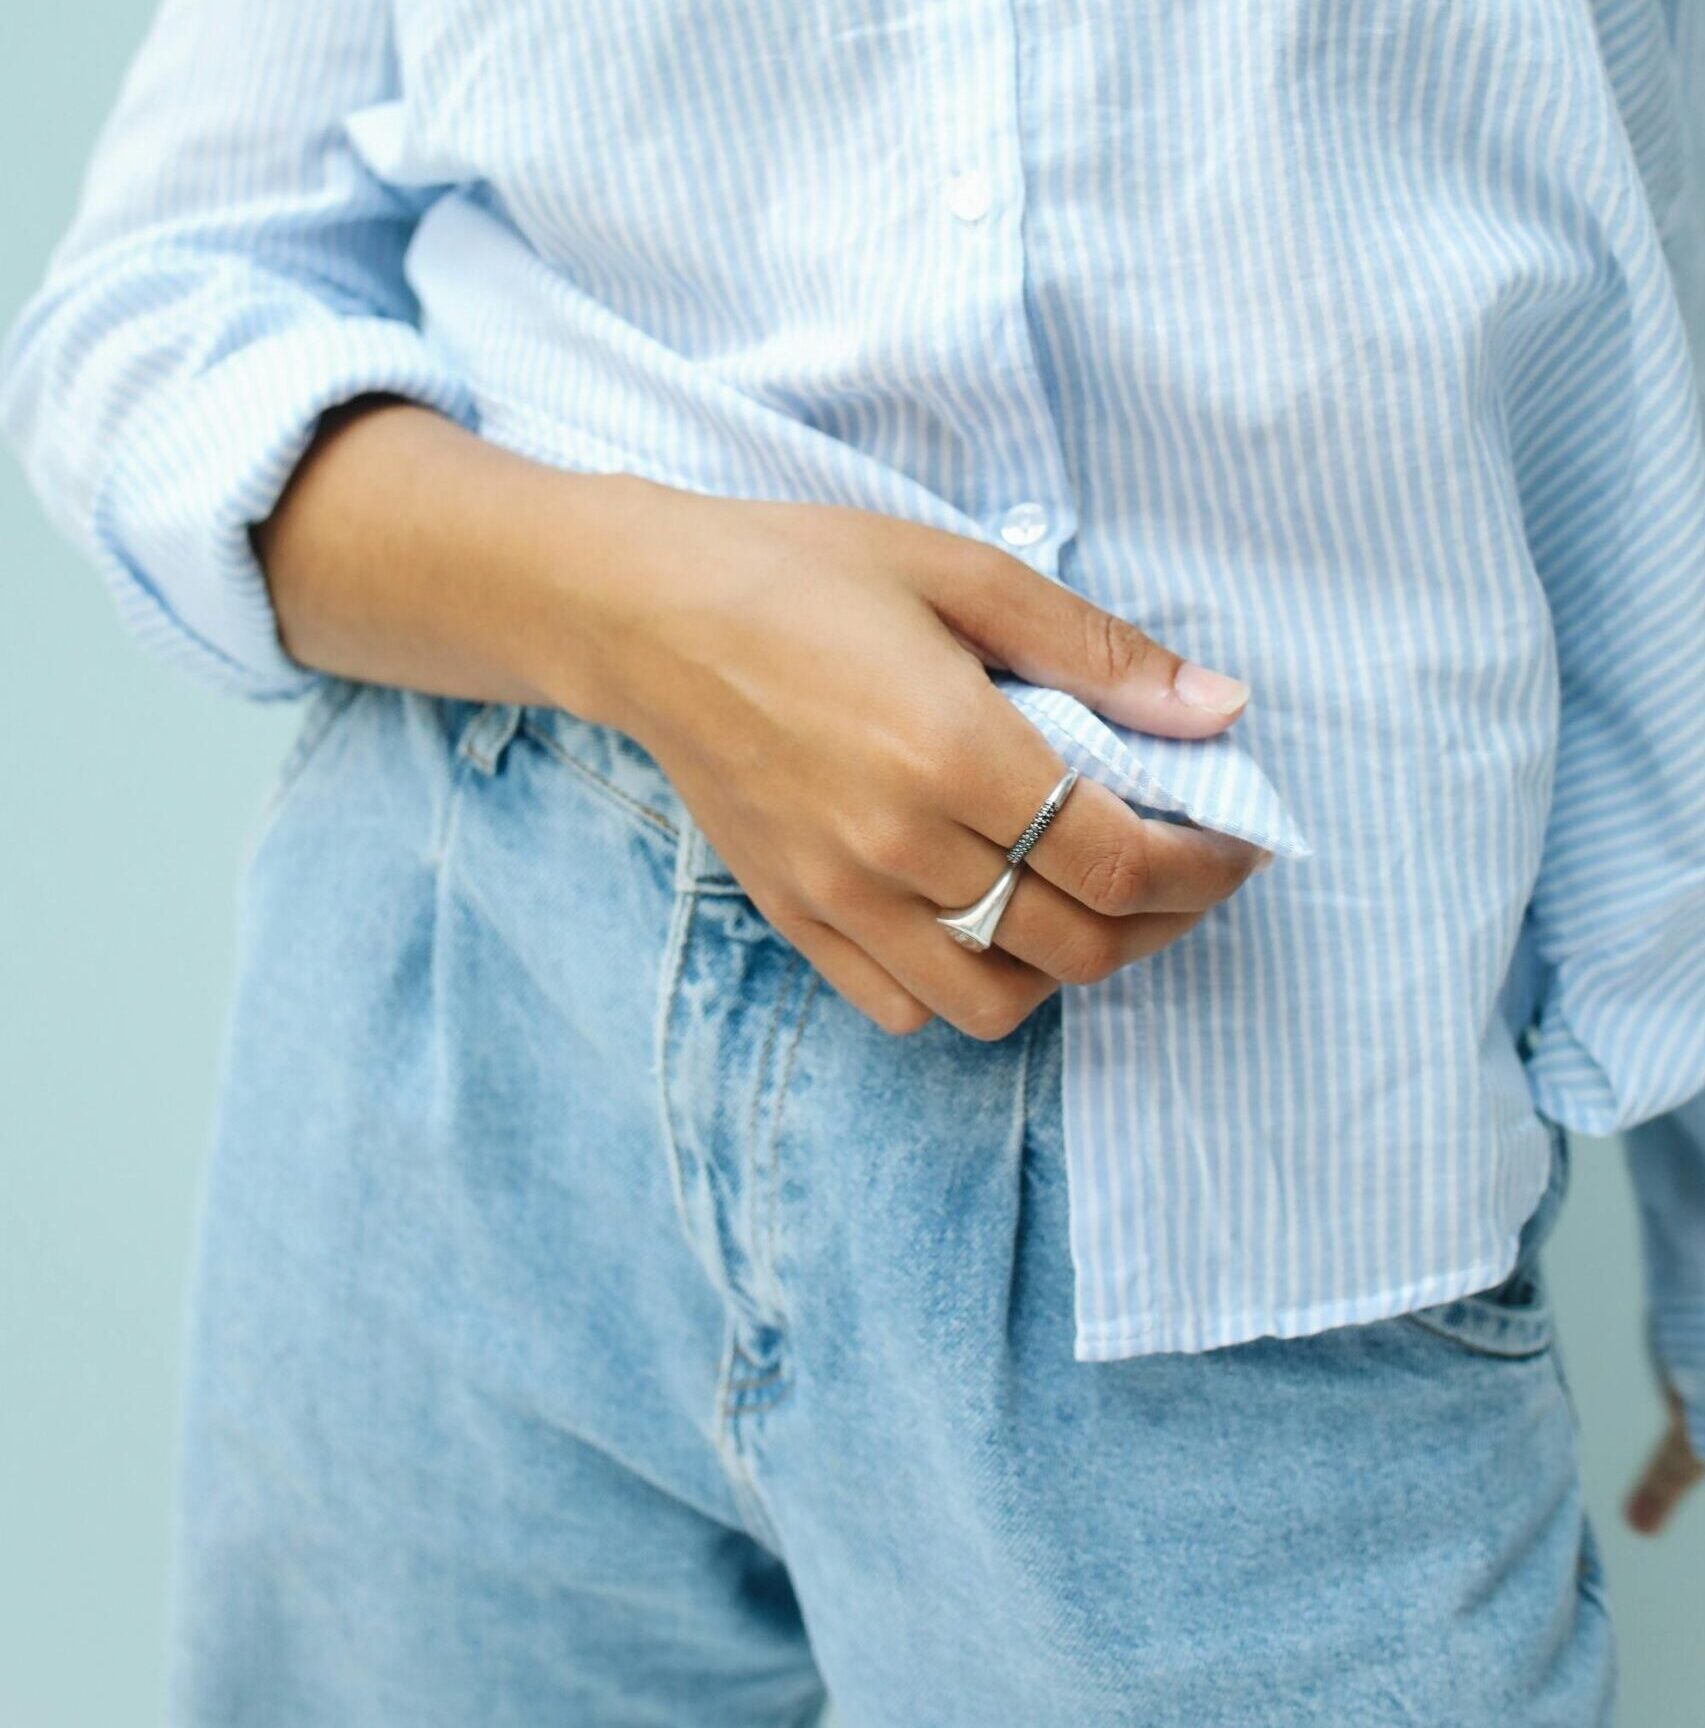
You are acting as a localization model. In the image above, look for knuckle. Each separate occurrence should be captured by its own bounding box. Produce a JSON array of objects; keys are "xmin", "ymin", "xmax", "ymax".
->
[
  {"xmin": 748, "ymin": 884, "xmax": 810, "ymax": 938},
  {"xmin": 794, "ymin": 853, "xmax": 864, "ymax": 916},
  {"xmin": 929, "ymin": 529, "xmax": 1000, "ymax": 598},
  {"xmin": 922, "ymin": 535, "xmax": 1016, "ymax": 627},
  {"xmin": 1083, "ymin": 607, "xmax": 1161, "ymax": 688},
  {"xmin": 1053, "ymin": 923, "xmax": 1127, "ymax": 986},
  {"xmin": 939, "ymin": 688, "xmax": 996, "ymax": 773},
  {"xmin": 894, "ymin": 702, "xmax": 978, "ymax": 797},
  {"xmin": 852, "ymin": 817, "xmax": 922, "ymax": 882},
  {"xmin": 1075, "ymin": 835, "xmax": 1152, "ymax": 915}
]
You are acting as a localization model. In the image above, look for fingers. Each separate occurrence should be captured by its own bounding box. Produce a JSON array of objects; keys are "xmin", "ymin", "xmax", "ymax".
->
[
  {"xmin": 1013, "ymin": 779, "xmax": 1269, "ymax": 916},
  {"xmin": 875, "ymin": 812, "xmax": 1214, "ymax": 982},
  {"xmin": 923, "ymin": 539, "xmax": 1250, "ymax": 739},
  {"xmin": 767, "ymin": 905, "xmax": 933, "ymax": 1037},
  {"xmin": 1624, "ymin": 1390, "xmax": 1704, "ymax": 1536},
  {"xmin": 780, "ymin": 878, "xmax": 1059, "ymax": 1042},
  {"xmin": 991, "ymin": 891, "xmax": 1207, "ymax": 984},
  {"xmin": 779, "ymin": 805, "xmax": 1215, "ymax": 1037},
  {"xmin": 813, "ymin": 818, "xmax": 1214, "ymax": 1038},
  {"xmin": 928, "ymin": 692, "xmax": 1270, "ymax": 914},
  {"xmin": 836, "ymin": 895, "xmax": 1062, "ymax": 1042}
]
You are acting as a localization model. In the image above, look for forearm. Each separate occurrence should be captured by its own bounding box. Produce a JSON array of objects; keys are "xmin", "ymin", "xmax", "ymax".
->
[{"xmin": 254, "ymin": 396, "xmax": 657, "ymax": 723}]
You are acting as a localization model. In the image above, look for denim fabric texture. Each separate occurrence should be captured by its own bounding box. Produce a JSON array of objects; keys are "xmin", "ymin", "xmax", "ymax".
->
[{"xmin": 169, "ymin": 684, "xmax": 1613, "ymax": 1726}]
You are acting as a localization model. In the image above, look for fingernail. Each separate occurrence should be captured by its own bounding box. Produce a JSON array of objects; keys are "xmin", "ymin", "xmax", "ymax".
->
[
  {"xmin": 1175, "ymin": 661, "xmax": 1250, "ymax": 715},
  {"xmin": 1253, "ymin": 849, "xmax": 1275, "ymax": 873}
]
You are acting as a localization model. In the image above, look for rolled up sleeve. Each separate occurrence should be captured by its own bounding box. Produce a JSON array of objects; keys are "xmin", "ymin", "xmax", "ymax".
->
[{"xmin": 0, "ymin": 0, "xmax": 476, "ymax": 698}]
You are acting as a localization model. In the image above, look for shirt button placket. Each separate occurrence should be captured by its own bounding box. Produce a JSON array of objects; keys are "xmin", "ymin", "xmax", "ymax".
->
[
  {"xmin": 942, "ymin": 11, "xmax": 1076, "ymax": 574},
  {"xmin": 942, "ymin": 166, "xmax": 1063, "ymax": 562}
]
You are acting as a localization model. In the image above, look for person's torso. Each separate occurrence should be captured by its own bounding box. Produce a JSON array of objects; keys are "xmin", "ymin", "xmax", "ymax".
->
[{"xmin": 348, "ymin": 0, "xmax": 1705, "ymax": 1352}]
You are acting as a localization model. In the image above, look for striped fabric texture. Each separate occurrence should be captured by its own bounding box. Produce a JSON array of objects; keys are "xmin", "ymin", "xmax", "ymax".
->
[{"xmin": 4, "ymin": 0, "xmax": 1704, "ymax": 1374}]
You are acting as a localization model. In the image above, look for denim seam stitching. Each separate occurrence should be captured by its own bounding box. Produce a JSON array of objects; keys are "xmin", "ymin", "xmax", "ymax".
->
[
  {"xmin": 725, "ymin": 1365, "xmax": 790, "ymax": 1393},
  {"xmin": 743, "ymin": 958, "xmax": 795, "ymax": 1310},
  {"xmin": 712, "ymin": 1331, "xmax": 790, "ymax": 1554},
  {"xmin": 1001, "ymin": 1005, "xmax": 1045, "ymax": 1337},
  {"xmin": 654, "ymin": 870, "xmax": 761, "ymax": 1321},
  {"xmin": 517, "ymin": 716, "xmax": 680, "ymax": 842},
  {"xmin": 764, "ymin": 967, "xmax": 820, "ymax": 1321},
  {"xmin": 653, "ymin": 876, "xmax": 703, "ymax": 1263}
]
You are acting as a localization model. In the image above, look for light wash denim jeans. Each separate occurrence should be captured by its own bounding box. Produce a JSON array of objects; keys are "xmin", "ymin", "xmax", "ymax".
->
[{"xmin": 168, "ymin": 683, "xmax": 1614, "ymax": 1726}]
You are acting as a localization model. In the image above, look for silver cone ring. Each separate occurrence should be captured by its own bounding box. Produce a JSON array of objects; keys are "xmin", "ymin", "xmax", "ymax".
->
[{"xmin": 935, "ymin": 768, "xmax": 1079, "ymax": 952}]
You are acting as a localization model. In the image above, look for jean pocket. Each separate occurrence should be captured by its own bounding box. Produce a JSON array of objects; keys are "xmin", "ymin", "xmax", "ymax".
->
[
  {"xmin": 1401, "ymin": 1124, "xmax": 1567, "ymax": 1361},
  {"xmin": 247, "ymin": 677, "xmax": 368, "ymax": 846},
  {"xmin": 1401, "ymin": 1259, "xmax": 1555, "ymax": 1359},
  {"xmin": 512, "ymin": 705, "xmax": 683, "ymax": 844}
]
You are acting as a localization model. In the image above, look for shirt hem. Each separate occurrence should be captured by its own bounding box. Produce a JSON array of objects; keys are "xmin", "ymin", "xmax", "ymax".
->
[{"xmin": 1071, "ymin": 1247, "xmax": 1524, "ymax": 1361}]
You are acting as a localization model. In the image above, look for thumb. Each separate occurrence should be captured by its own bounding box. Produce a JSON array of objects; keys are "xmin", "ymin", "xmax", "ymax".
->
[{"xmin": 935, "ymin": 545, "xmax": 1250, "ymax": 739}]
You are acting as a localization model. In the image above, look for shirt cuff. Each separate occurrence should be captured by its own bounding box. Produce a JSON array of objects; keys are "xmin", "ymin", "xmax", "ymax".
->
[
  {"xmin": 91, "ymin": 314, "xmax": 479, "ymax": 699},
  {"xmin": 1647, "ymin": 1311, "xmax": 1705, "ymax": 1462},
  {"xmin": 1523, "ymin": 891, "xmax": 1705, "ymax": 1135}
]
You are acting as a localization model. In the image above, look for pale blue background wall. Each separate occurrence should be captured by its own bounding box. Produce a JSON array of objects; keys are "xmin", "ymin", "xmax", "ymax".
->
[{"xmin": 0, "ymin": 8, "xmax": 1698, "ymax": 1726}]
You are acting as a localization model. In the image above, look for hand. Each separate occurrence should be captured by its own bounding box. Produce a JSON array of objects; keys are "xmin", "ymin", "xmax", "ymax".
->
[
  {"xmin": 592, "ymin": 484, "xmax": 1268, "ymax": 1040},
  {"xmin": 255, "ymin": 408, "xmax": 1268, "ymax": 1042},
  {"xmin": 1624, "ymin": 1386, "xmax": 1704, "ymax": 1536}
]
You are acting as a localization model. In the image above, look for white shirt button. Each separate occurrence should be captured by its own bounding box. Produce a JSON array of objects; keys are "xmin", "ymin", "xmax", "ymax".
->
[
  {"xmin": 945, "ymin": 169, "xmax": 993, "ymax": 223},
  {"xmin": 998, "ymin": 501, "xmax": 1049, "ymax": 548}
]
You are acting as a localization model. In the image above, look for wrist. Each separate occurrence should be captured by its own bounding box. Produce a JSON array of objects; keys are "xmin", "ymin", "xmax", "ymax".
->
[{"xmin": 513, "ymin": 469, "xmax": 701, "ymax": 738}]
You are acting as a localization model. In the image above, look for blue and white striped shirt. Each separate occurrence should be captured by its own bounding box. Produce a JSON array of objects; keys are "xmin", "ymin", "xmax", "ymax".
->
[{"xmin": 5, "ymin": 0, "xmax": 1705, "ymax": 1416}]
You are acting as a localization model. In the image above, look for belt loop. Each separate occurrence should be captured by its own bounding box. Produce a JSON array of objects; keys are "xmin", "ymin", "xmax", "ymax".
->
[
  {"xmin": 674, "ymin": 811, "xmax": 712, "ymax": 891},
  {"xmin": 456, "ymin": 702, "xmax": 524, "ymax": 776},
  {"xmin": 670, "ymin": 807, "xmax": 746, "ymax": 892}
]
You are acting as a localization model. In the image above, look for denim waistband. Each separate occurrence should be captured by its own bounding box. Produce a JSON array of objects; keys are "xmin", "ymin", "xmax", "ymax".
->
[{"xmin": 434, "ymin": 693, "xmax": 741, "ymax": 890}]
